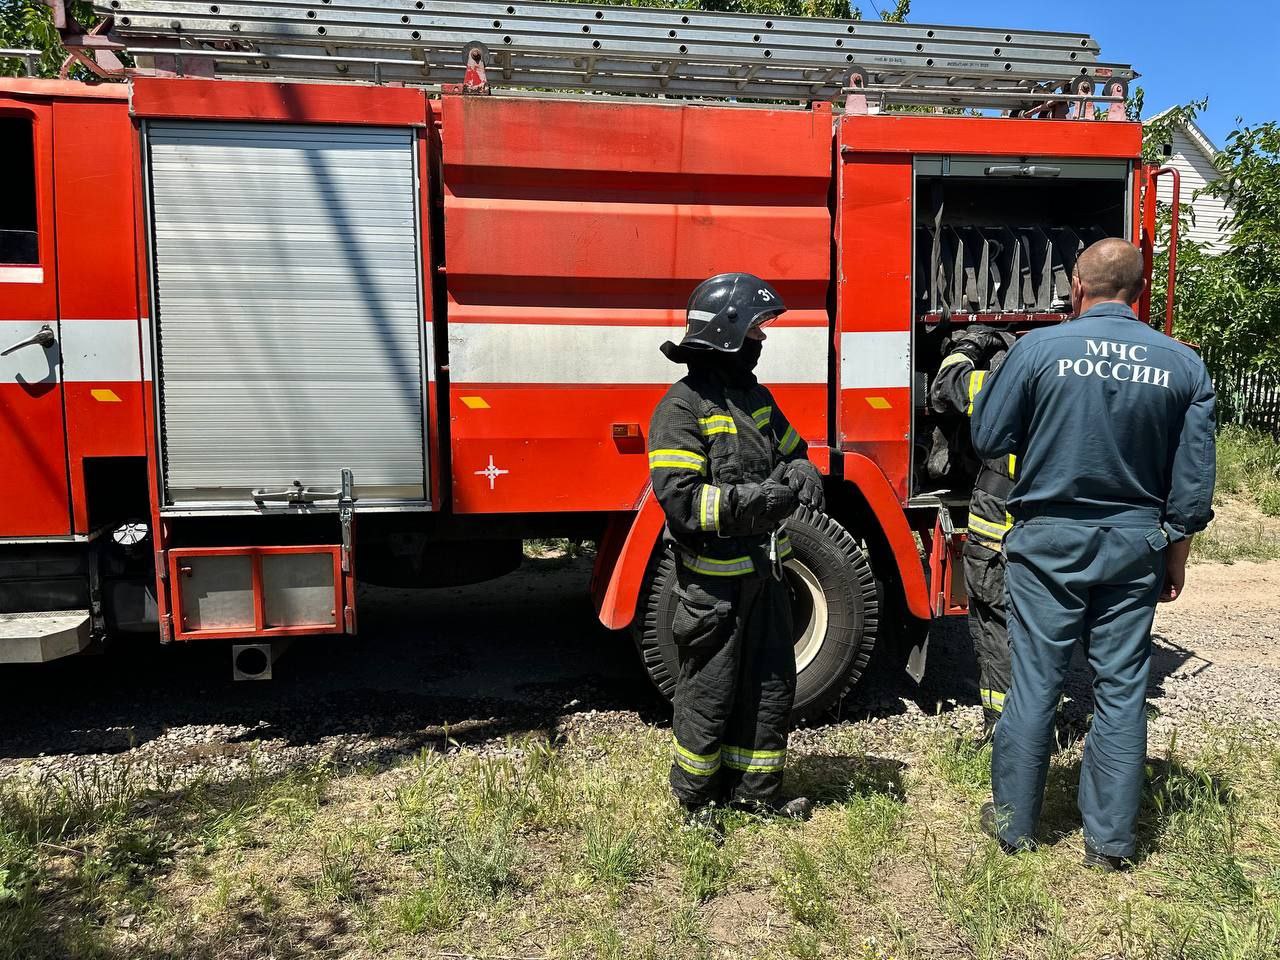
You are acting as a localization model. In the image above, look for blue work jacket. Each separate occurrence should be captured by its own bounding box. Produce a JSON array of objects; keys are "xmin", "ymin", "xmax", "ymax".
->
[{"xmin": 971, "ymin": 302, "xmax": 1216, "ymax": 541}]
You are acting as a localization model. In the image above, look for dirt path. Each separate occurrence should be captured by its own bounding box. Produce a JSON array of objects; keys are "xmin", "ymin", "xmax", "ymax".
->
[{"xmin": 1144, "ymin": 560, "xmax": 1280, "ymax": 745}]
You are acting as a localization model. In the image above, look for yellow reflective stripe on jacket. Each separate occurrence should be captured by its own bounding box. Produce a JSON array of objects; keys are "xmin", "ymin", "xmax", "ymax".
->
[
  {"xmin": 698, "ymin": 414, "xmax": 737, "ymax": 437},
  {"xmin": 940, "ymin": 352, "xmax": 974, "ymax": 370},
  {"xmin": 778, "ymin": 425, "xmax": 800, "ymax": 456},
  {"xmin": 681, "ymin": 536, "xmax": 790, "ymax": 577},
  {"xmin": 752, "ymin": 405, "xmax": 772, "ymax": 429},
  {"xmin": 681, "ymin": 554, "xmax": 755, "ymax": 577},
  {"xmin": 981, "ymin": 689, "xmax": 1006, "ymax": 712},
  {"xmin": 1008, "ymin": 454, "xmax": 1017, "ymax": 478},
  {"xmin": 698, "ymin": 484, "xmax": 721, "ymax": 533},
  {"xmin": 673, "ymin": 737, "xmax": 721, "ymax": 776},
  {"xmin": 722, "ymin": 745, "xmax": 786, "ymax": 773},
  {"xmin": 648, "ymin": 449, "xmax": 707, "ymax": 473},
  {"xmin": 966, "ymin": 370, "xmax": 987, "ymax": 415},
  {"xmin": 967, "ymin": 512, "xmax": 1012, "ymax": 542}
]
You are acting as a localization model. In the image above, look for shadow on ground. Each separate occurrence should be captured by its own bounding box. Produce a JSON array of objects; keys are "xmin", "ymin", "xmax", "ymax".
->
[{"xmin": 0, "ymin": 553, "xmax": 1194, "ymax": 768}]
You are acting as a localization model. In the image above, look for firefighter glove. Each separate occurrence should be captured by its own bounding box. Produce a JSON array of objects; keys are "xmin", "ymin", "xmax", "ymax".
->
[
  {"xmin": 783, "ymin": 459, "xmax": 825, "ymax": 512},
  {"xmin": 761, "ymin": 462, "xmax": 799, "ymax": 523},
  {"xmin": 952, "ymin": 324, "xmax": 1005, "ymax": 363}
]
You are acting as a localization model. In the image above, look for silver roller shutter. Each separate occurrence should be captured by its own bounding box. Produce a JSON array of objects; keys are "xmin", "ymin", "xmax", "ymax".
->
[{"xmin": 148, "ymin": 122, "xmax": 426, "ymax": 505}]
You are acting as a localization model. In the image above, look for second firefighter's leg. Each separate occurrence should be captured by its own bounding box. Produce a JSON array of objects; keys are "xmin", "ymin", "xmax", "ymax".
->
[
  {"xmin": 723, "ymin": 576, "xmax": 795, "ymax": 807},
  {"xmin": 670, "ymin": 572, "xmax": 742, "ymax": 809},
  {"xmin": 963, "ymin": 540, "xmax": 1011, "ymax": 732}
]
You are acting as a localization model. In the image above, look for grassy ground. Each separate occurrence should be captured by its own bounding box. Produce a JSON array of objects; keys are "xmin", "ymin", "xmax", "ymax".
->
[
  {"xmin": 2, "ymin": 722, "xmax": 1278, "ymax": 959},
  {"xmin": 1191, "ymin": 426, "xmax": 1280, "ymax": 563}
]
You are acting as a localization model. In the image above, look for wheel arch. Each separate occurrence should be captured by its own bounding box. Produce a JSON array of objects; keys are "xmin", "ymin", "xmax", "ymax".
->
[
  {"xmin": 593, "ymin": 452, "xmax": 932, "ymax": 632},
  {"xmin": 592, "ymin": 487, "xmax": 665, "ymax": 631},
  {"xmin": 834, "ymin": 453, "xmax": 932, "ymax": 623}
]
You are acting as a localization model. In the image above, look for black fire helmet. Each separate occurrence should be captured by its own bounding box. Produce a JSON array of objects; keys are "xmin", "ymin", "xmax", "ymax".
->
[{"xmin": 660, "ymin": 273, "xmax": 786, "ymax": 363}]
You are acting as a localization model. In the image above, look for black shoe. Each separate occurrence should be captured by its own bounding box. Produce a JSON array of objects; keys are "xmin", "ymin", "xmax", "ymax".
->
[
  {"xmin": 730, "ymin": 796, "xmax": 814, "ymax": 821},
  {"xmin": 680, "ymin": 803, "xmax": 725, "ymax": 840},
  {"xmin": 1083, "ymin": 845, "xmax": 1129, "ymax": 872},
  {"xmin": 979, "ymin": 801, "xmax": 1023, "ymax": 855},
  {"xmin": 775, "ymin": 797, "xmax": 814, "ymax": 821},
  {"xmin": 975, "ymin": 710, "xmax": 1000, "ymax": 748}
]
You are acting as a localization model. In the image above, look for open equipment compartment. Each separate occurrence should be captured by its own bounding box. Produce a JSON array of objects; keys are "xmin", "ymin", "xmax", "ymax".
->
[{"xmin": 910, "ymin": 156, "xmax": 1132, "ymax": 501}]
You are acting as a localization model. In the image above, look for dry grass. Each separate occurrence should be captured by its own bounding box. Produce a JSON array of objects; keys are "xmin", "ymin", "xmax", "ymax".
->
[{"xmin": 2, "ymin": 721, "xmax": 1278, "ymax": 959}]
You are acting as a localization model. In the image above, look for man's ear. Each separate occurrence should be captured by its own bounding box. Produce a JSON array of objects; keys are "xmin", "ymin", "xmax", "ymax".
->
[{"xmin": 1133, "ymin": 275, "xmax": 1149, "ymax": 308}]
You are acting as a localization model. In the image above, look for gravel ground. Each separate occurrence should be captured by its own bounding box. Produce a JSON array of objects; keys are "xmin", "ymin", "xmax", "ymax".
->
[{"xmin": 0, "ymin": 555, "xmax": 1275, "ymax": 787}]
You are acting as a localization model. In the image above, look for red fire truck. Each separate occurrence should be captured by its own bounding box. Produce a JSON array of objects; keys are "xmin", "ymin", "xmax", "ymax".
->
[{"xmin": 0, "ymin": 0, "xmax": 1177, "ymax": 719}]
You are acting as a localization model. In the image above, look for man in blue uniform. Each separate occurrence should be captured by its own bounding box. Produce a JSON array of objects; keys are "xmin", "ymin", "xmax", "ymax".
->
[{"xmin": 970, "ymin": 238, "xmax": 1216, "ymax": 869}]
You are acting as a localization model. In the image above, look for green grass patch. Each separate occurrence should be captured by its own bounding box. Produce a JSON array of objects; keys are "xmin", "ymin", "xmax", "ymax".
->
[
  {"xmin": 1216, "ymin": 426, "xmax": 1280, "ymax": 517},
  {"xmin": 1191, "ymin": 427, "xmax": 1280, "ymax": 562},
  {"xmin": 3, "ymin": 725, "xmax": 1280, "ymax": 958}
]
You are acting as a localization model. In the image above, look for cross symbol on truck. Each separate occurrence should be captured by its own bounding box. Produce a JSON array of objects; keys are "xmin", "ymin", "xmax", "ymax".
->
[{"xmin": 475, "ymin": 455, "xmax": 509, "ymax": 490}]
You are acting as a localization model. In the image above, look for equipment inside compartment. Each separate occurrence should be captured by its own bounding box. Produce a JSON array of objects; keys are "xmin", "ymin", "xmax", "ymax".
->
[{"xmin": 911, "ymin": 171, "xmax": 1129, "ymax": 500}]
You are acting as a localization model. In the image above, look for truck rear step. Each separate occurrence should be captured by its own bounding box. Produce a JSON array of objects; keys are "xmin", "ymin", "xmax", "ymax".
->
[{"xmin": 0, "ymin": 610, "xmax": 91, "ymax": 663}]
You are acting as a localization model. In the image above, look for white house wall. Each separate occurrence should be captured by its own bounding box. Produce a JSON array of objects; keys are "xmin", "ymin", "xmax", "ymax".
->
[{"xmin": 1156, "ymin": 127, "xmax": 1232, "ymax": 253}]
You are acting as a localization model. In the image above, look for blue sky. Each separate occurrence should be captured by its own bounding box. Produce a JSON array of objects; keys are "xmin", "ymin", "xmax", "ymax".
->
[{"xmin": 901, "ymin": 0, "xmax": 1276, "ymax": 147}]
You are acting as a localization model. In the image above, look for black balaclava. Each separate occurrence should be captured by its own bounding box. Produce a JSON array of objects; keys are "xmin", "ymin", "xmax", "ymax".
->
[{"xmin": 736, "ymin": 337, "xmax": 763, "ymax": 373}]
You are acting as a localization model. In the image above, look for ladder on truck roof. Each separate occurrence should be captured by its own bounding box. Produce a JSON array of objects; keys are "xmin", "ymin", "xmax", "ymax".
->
[{"xmin": 86, "ymin": 0, "xmax": 1135, "ymax": 111}]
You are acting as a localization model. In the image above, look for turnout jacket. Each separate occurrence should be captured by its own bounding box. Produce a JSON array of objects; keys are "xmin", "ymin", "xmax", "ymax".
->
[
  {"xmin": 648, "ymin": 365, "xmax": 807, "ymax": 577},
  {"xmin": 931, "ymin": 341, "xmax": 1016, "ymax": 548},
  {"xmin": 972, "ymin": 303, "xmax": 1216, "ymax": 540}
]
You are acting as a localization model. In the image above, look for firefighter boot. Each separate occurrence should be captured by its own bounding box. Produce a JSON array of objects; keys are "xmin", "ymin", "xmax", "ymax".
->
[
  {"xmin": 681, "ymin": 803, "xmax": 726, "ymax": 843},
  {"xmin": 1083, "ymin": 845, "xmax": 1129, "ymax": 872},
  {"xmin": 731, "ymin": 795, "xmax": 814, "ymax": 821},
  {"xmin": 980, "ymin": 801, "xmax": 1029, "ymax": 855},
  {"xmin": 976, "ymin": 707, "xmax": 1000, "ymax": 748}
]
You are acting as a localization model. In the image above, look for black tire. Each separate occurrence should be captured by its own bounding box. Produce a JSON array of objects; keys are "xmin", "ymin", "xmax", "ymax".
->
[{"xmin": 632, "ymin": 506, "xmax": 881, "ymax": 725}]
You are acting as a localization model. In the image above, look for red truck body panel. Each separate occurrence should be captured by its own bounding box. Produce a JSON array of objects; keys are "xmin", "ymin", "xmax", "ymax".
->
[
  {"xmin": 1, "ymin": 85, "xmax": 141, "ymax": 539},
  {"xmin": 440, "ymin": 95, "xmax": 833, "ymax": 514},
  {"xmin": 834, "ymin": 115, "xmax": 1143, "ymax": 502}
]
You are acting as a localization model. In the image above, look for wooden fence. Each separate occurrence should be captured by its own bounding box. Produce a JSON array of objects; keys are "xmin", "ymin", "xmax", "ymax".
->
[{"xmin": 1204, "ymin": 352, "xmax": 1280, "ymax": 437}]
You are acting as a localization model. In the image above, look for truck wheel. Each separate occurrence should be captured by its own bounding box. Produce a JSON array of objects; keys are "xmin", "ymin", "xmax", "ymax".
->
[{"xmin": 633, "ymin": 506, "xmax": 880, "ymax": 724}]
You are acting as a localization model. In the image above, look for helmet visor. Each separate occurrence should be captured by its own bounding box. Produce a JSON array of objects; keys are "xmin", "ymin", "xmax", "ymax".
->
[{"xmin": 751, "ymin": 309, "xmax": 783, "ymax": 330}]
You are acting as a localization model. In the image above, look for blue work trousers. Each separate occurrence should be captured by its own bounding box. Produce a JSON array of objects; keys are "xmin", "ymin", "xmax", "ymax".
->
[{"xmin": 991, "ymin": 519, "xmax": 1166, "ymax": 857}]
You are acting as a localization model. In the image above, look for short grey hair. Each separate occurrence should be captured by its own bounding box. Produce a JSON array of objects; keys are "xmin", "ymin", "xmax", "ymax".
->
[{"xmin": 1075, "ymin": 238, "xmax": 1145, "ymax": 303}]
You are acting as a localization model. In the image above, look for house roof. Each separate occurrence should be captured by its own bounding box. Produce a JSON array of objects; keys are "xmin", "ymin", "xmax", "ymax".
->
[{"xmin": 1147, "ymin": 107, "xmax": 1221, "ymax": 164}]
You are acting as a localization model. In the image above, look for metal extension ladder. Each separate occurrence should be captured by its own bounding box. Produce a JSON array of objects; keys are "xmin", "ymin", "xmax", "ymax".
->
[{"xmin": 86, "ymin": 0, "xmax": 1135, "ymax": 110}]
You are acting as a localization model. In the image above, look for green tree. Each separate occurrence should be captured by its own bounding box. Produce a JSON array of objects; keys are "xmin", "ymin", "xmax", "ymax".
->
[
  {"xmin": 1172, "ymin": 120, "xmax": 1280, "ymax": 368},
  {"xmin": 1137, "ymin": 95, "xmax": 1279, "ymax": 368},
  {"xmin": 0, "ymin": 0, "xmax": 98, "ymax": 79}
]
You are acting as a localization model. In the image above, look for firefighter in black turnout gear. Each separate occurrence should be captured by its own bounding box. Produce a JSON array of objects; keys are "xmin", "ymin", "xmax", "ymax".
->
[
  {"xmin": 930, "ymin": 325, "xmax": 1017, "ymax": 735},
  {"xmin": 649, "ymin": 273, "xmax": 825, "ymax": 826}
]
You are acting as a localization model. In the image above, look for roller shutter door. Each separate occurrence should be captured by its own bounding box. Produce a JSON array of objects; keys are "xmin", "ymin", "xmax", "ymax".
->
[{"xmin": 148, "ymin": 122, "xmax": 426, "ymax": 505}]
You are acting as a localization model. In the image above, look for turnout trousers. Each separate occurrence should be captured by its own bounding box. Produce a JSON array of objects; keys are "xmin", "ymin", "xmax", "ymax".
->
[
  {"xmin": 962, "ymin": 539, "xmax": 1011, "ymax": 722},
  {"xmin": 992, "ymin": 520, "xmax": 1166, "ymax": 857},
  {"xmin": 669, "ymin": 562, "xmax": 795, "ymax": 808}
]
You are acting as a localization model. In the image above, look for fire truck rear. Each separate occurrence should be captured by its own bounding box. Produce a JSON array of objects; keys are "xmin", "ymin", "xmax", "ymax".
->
[{"xmin": 0, "ymin": 1, "xmax": 1175, "ymax": 719}]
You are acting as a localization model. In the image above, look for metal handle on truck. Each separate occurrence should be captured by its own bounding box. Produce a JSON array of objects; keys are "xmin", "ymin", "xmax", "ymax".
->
[
  {"xmin": 1149, "ymin": 166, "xmax": 1180, "ymax": 337},
  {"xmin": 1, "ymin": 324, "xmax": 55, "ymax": 356},
  {"xmin": 252, "ymin": 479, "xmax": 343, "ymax": 504},
  {"xmin": 1140, "ymin": 166, "xmax": 1181, "ymax": 337},
  {"xmin": 983, "ymin": 164, "xmax": 1062, "ymax": 178}
]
